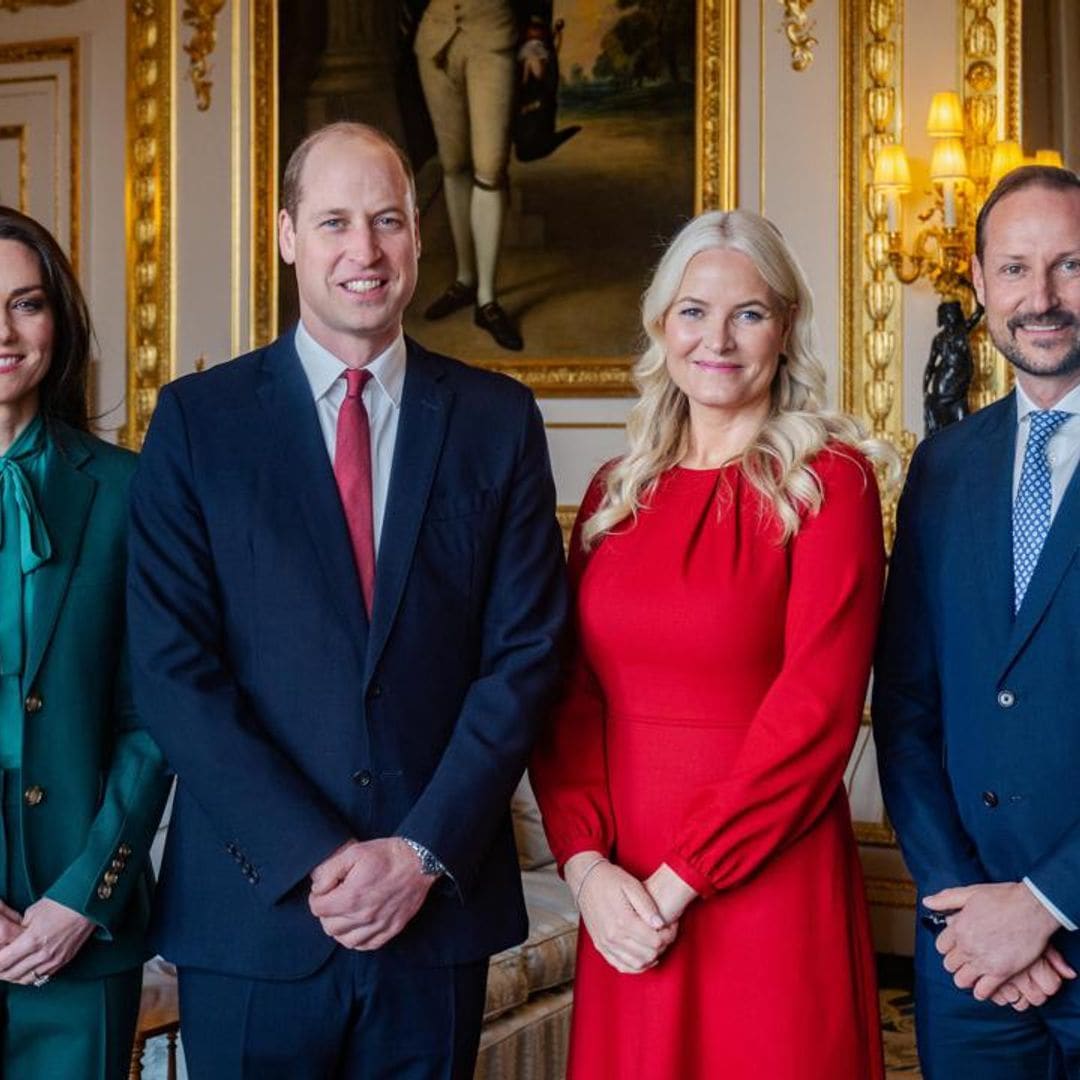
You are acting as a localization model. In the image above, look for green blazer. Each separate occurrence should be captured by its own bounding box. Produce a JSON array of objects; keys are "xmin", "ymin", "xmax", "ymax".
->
[{"xmin": 15, "ymin": 421, "xmax": 170, "ymax": 979}]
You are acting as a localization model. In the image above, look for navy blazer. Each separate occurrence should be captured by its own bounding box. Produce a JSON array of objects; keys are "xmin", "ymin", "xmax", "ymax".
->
[
  {"xmin": 128, "ymin": 334, "xmax": 567, "ymax": 978},
  {"xmin": 874, "ymin": 393, "xmax": 1080, "ymax": 952}
]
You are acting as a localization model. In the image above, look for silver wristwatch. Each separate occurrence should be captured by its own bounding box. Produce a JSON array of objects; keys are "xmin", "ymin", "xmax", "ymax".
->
[{"xmin": 401, "ymin": 837, "xmax": 446, "ymax": 877}]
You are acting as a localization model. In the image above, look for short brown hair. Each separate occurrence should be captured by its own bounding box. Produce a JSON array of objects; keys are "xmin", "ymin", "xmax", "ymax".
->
[
  {"xmin": 280, "ymin": 122, "xmax": 416, "ymax": 223},
  {"xmin": 0, "ymin": 206, "xmax": 92, "ymax": 431},
  {"xmin": 976, "ymin": 164, "xmax": 1080, "ymax": 263}
]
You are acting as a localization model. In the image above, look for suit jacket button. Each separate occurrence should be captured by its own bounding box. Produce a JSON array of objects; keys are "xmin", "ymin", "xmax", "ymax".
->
[
  {"xmin": 997, "ymin": 689, "xmax": 1016, "ymax": 708},
  {"xmin": 23, "ymin": 693, "xmax": 42, "ymax": 714},
  {"xmin": 982, "ymin": 790, "xmax": 999, "ymax": 808},
  {"xmin": 118, "ymin": 843, "xmax": 132, "ymax": 857},
  {"xmin": 353, "ymin": 770, "xmax": 373, "ymax": 787},
  {"xmin": 111, "ymin": 858, "xmax": 125, "ymax": 870},
  {"xmin": 103, "ymin": 870, "xmax": 119, "ymax": 886},
  {"xmin": 368, "ymin": 683, "xmax": 383, "ymax": 699},
  {"xmin": 23, "ymin": 785, "xmax": 45, "ymax": 807},
  {"xmin": 97, "ymin": 883, "xmax": 113, "ymax": 900}
]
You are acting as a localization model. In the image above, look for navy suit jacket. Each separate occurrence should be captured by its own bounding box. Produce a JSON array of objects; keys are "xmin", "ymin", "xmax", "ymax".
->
[
  {"xmin": 127, "ymin": 334, "xmax": 567, "ymax": 978},
  {"xmin": 874, "ymin": 392, "xmax": 1080, "ymax": 963}
]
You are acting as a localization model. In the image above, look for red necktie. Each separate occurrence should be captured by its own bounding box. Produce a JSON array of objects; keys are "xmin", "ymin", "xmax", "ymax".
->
[{"xmin": 334, "ymin": 369, "xmax": 376, "ymax": 616}]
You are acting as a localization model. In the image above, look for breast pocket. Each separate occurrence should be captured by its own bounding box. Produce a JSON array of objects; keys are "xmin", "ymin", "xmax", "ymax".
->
[{"xmin": 415, "ymin": 489, "xmax": 499, "ymax": 614}]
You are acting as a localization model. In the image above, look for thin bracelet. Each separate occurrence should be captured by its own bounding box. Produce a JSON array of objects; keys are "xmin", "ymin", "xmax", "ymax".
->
[{"xmin": 573, "ymin": 856, "xmax": 608, "ymax": 907}]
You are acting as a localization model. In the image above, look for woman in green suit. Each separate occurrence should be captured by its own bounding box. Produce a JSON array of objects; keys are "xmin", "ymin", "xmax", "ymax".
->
[{"xmin": 0, "ymin": 207, "xmax": 170, "ymax": 1078}]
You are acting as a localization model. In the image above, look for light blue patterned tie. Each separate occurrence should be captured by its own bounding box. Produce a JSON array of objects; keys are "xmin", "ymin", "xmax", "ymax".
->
[{"xmin": 1013, "ymin": 409, "xmax": 1070, "ymax": 612}]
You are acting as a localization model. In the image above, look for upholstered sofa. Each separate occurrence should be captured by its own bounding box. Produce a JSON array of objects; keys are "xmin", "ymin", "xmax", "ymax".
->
[{"xmin": 475, "ymin": 774, "xmax": 578, "ymax": 1079}]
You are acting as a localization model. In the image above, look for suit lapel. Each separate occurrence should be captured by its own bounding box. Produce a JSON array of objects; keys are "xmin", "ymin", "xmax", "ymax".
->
[
  {"xmin": 964, "ymin": 396, "xmax": 1016, "ymax": 666},
  {"xmin": 366, "ymin": 340, "xmax": 451, "ymax": 676},
  {"xmin": 23, "ymin": 424, "xmax": 95, "ymax": 692},
  {"xmin": 256, "ymin": 335, "xmax": 369, "ymax": 665},
  {"xmin": 1003, "ymin": 444, "xmax": 1080, "ymax": 673}
]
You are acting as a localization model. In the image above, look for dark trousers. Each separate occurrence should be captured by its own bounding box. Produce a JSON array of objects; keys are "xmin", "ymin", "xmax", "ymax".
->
[
  {"xmin": 916, "ymin": 927, "xmax": 1080, "ymax": 1079},
  {"xmin": 178, "ymin": 946, "xmax": 488, "ymax": 1080}
]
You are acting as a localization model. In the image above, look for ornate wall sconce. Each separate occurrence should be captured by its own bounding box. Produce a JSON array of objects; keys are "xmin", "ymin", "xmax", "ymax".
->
[
  {"xmin": 872, "ymin": 87, "xmax": 1064, "ymax": 431},
  {"xmin": 873, "ymin": 89, "xmax": 1064, "ymax": 303},
  {"xmin": 873, "ymin": 92, "xmax": 977, "ymax": 303}
]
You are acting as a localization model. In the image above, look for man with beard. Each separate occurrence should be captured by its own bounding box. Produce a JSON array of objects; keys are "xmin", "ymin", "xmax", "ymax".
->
[{"xmin": 875, "ymin": 165, "xmax": 1080, "ymax": 1079}]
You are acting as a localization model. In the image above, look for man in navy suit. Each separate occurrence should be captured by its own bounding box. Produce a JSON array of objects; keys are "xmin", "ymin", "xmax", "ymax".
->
[
  {"xmin": 874, "ymin": 164, "xmax": 1080, "ymax": 1078},
  {"xmin": 127, "ymin": 121, "xmax": 567, "ymax": 1078}
]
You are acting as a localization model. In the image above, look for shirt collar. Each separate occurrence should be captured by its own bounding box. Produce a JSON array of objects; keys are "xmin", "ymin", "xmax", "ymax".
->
[
  {"xmin": 1015, "ymin": 380, "xmax": 1080, "ymax": 424},
  {"xmin": 294, "ymin": 321, "xmax": 407, "ymax": 408}
]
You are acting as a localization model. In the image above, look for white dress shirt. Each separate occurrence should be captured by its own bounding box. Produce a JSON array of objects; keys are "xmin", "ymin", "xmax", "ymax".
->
[
  {"xmin": 294, "ymin": 322, "xmax": 405, "ymax": 556},
  {"xmin": 1012, "ymin": 381, "xmax": 1080, "ymax": 931}
]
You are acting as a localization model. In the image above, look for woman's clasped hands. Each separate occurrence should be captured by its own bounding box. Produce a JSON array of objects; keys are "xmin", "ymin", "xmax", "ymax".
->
[{"xmin": 565, "ymin": 852, "xmax": 698, "ymax": 975}]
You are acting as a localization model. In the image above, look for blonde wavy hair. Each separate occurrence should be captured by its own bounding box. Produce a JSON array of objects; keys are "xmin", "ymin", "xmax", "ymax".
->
[{"xmin": 582, "ymin": 210, "xmax": 898, "ymax": 549}]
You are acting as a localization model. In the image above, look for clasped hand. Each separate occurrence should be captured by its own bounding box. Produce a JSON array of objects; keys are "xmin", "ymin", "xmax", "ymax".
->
[
  {"xmin": 309, "ymin": 838, "xmax": 435, "ymax": 951},
  {"xmin": 0, "ymin": 897, "xmax": 94, "ymax": 984},
  {"xmin": 924, "ymin": 882, "xmax": 1077, "ymax": 1010},
  {"xmin": 565, "ymin": 853, "xmax": 696, "ymax": 975}
]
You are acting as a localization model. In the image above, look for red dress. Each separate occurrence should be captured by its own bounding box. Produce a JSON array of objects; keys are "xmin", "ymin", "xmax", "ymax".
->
[{"xmin": 531, "ymin": 446, "xmax": 886, "ymax": 1079}]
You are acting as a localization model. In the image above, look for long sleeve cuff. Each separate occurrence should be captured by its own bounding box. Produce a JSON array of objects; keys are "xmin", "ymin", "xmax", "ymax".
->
[{"xmin": 1023, "ymin": 876, "xmax": 1077, "ymax": 932}]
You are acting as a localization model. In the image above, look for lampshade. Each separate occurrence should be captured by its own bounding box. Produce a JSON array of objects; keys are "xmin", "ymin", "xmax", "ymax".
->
[
  {"xmin": 930, "ymin": 137, "xmax": 969, "ymax": 181},
  {"xmin": 1035, "ymin": 149, "xmax": 1065, "ymax": 168},
  {"xmin": 989, "ymin": 140, "xmax": 1024, "ymax": 187},
  {"xmin": 926, "ymin": 92, "xmax": 964, "ymax": 138},
  {"xmin": 873, "ymin": 144, "xmax": 912, "ymax": 192}
]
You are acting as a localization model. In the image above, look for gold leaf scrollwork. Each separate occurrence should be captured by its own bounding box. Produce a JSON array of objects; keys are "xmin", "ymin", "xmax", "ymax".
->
[
  {"xmin": 778, "ymin": 0, "xmax": 818, "ymax": 72},
  {"xmin": 961, "ymin": 0, "xmax": 1021, "ymax": 412},
  {"xmin": 182, "ymin": 0, "xmax": 227, "ymax": 112},
  {"xmin": 124, "ymin": 0, "xmax": 172, "ymax": 448},
  {"xmin": 0, "ymin": 0, "xmax": 77, "ymax": 10}
]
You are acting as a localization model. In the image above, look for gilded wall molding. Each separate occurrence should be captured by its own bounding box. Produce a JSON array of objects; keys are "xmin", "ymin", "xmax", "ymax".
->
[
  {"xmin": 182, "ymin": 0, "xmax": 227, "ymax": 112},
  {"xmin": 0, "ymin": 124, "xmax": 28, "ymax": 213},
  {"xmin": 841, "ymin": 0, "xmax": 915, "ymax": 545},
  {"xmin": 778, "ymin": 0, "xmax": 817, "ymax": 72},
  {"xmin": 0, "ymin": 39, "xmax": 80, "ymax": 271},
  {"xmin": 962, "ymin": 0, "xmax": 1020, "ymax": 411},
  {"xmin": 250, "ymin": 0, "xmax": 278, "ymax": 349},
  {"xmin": 0, "ymin": 0, "xmax": 76, "ymax": 9},
  {"xmin": 864, "ymin": 875, "xmax": 917, "ymax": 909},
  {"xmin": 123, "ymin": 1, "xmax": 174, "ymax": 449},
  {"xmin": 696, "ymin": 0, "xmax": 739, "ymax": 213}
]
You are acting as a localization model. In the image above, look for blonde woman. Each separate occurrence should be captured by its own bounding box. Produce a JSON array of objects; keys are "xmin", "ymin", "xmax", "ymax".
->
[{"xmin": 531, "ymin": 210, "xmax": 893, "ymax": 1079}]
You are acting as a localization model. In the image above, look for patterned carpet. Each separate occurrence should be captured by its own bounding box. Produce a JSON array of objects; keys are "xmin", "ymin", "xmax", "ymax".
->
[{"xmin": 880, "ymin": 956, "xmax": 921, "ymax": 1078}]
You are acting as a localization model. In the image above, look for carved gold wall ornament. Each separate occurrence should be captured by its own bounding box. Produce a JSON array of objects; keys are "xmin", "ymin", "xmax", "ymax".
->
[
  {"xmin": 961, "ymin": 0, "xmax": 1021, "ymax": 411},
  {"xmin": 251, "ymin": 0, "xmax": 278, "ymax": 349},
  {"xmin": 841, "ymin": 0, "xmax": 915, "ymax": 547},
  {"xmin": 123, "ymin": 0, "xmax": 173, "ymax": 449},
  {"xmin": 182, "ymin": 0, "xmax": 227, "ymax": 112},
  {"xmin": 778, "ymin": 0, "xmax": 817, "ymax": 72}
]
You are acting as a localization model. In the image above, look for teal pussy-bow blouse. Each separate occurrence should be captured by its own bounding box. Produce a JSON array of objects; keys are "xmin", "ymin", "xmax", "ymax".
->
[{"xmin": 0, "ymin": 414, "xmax": 53, "ymax": 765}]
